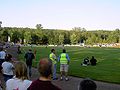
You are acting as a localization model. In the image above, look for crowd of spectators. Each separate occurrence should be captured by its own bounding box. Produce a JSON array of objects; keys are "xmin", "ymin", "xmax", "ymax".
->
[{"xmin": 0, "ymin": 47, "xmax": 97, "ymax": 90}]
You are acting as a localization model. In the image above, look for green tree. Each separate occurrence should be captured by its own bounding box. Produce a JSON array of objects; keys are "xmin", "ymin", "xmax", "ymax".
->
[
  {"xmin": 47, "ymin": 31, "xmax": 54, "ymax": 44},
  {"xmin": 59, "ymin": 34, "xmax": 64, "ymax": 45},
  {"xmin": 24, "ymin": 29, "xmax": 32, "ymax": 44},
  {"xmin": 64, "ymin": 31, "xmax": 70, "ymax": 44},
  {"xmin": 114, "ymin": 29, "xmax": 120, "ymax": 43},
  {"xmin": 11, "ymin": 30, "xmax": 21, "ymax": 43},
  {"xmin": 36, "ymin": 24, "xmax": 43, "ymax": 30},
  {"xmin": 70, "ymin": 33, "xmax": 78, "ymax": 44},
  {"xmin": 2, "ymin": 28, "xmax": 11, "ymax": 42},
  {"xmin": 41, "ymin": 35, "xmax": 48, "ymax": 45}
]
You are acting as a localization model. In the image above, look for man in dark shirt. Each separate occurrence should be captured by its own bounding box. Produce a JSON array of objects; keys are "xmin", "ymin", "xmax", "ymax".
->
[
  {"xmin": 28, "ymin": 58, "xmax": 61, "ymax": 90},
  {"xmin": 24, "ymin": 49, "xmax": 35, "ymax": 77},
  {"xmin": 90, "ymin": 56, "xmax": 97, "ymax": 66}
]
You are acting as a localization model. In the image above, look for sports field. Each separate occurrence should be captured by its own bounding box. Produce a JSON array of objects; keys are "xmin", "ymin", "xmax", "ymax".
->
[{"xmin": 19, "ymin": 46, "xmax": 120, "ymax": 84}]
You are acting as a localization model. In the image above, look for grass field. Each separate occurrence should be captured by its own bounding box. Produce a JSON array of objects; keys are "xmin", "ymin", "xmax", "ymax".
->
[{"xmin": 19, "ymin": 46, "xmax": 120, "ymax": 84}]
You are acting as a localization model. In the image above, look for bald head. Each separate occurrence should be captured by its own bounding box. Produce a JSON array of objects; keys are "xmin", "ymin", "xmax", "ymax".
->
[{"xmin": 38, "ymin": 58, "xmax": 52, "ymax": 78}]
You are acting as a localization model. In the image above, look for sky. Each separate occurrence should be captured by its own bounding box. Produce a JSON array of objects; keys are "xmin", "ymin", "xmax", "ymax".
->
[{"xmin": 0, "ymin": 0, "xmax": 120, "ymax": 30}]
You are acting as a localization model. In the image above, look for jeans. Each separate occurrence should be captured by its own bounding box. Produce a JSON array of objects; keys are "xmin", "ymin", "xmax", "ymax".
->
[
  {"xmin": 53, "ymin": 64, "xmax": 57, "ymax": 79},
  {"xmin": 3, "ymin": 74, "xmax": 13, "ymax": 82},
  {"xmin": 27, "ymin": 65, "xmax": 32, "ymax": 77}
]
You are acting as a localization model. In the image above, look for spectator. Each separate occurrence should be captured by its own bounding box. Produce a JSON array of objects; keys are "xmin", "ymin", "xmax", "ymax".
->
[
  {"xmin": 6, "ymin": 61, "xmax": 32, "ymax": 90},
  {"xmin": 17, "ymin": 45, "xmax": 21, "ymax": 54},
  {"xmin": 24, "ymin": 49, "xmax": 35, "ymax": 77},
  {"xmin": 81, "ymin": 57, "xmax": 90, "ymax": 66},
  {"xmin": 28, "ymin": 58, "xmax": 61, "ymax": 90},
  {"xmin": 0, "ymin": 80, "xmax": 3, "ymax": 90},
  {"xmin": 78, "ymin": 79, "xmax": 97, "ymax": 90},
  {"xmin": 2, "ymin": 54, "xmax": 14, "ymax": 82},
  {"xmin": 58, "ymin": 49, "xmax": 70, "ymax": 81},
  {"xmin": 90, "ymin": 56, "xmax": 97, "ymax": 66},
  {"xmin": 49, "ymin": 49, "xmax": 58, "ymax": 80},
  {"xmin": 0, "ymin": 47, "xmax": 6, "ymax": 73},
  {"xmin": 5, "ymin": 54, "xmax": 12, "ymax": 61}
]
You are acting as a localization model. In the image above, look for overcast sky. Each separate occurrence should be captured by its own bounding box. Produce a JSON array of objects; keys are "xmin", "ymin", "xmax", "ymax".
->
[{"xmin": 0, "ymin": 0, "xmax": 120, "ymax": 30}]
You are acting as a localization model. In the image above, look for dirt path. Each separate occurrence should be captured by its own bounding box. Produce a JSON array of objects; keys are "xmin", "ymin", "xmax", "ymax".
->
[{"xmin": 1, "ymin": 46, "xmax": 120, "ymax": 90}]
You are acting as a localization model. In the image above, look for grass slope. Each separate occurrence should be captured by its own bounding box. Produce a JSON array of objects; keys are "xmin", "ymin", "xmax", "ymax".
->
[{"xmin": 19, "ymin": 46, "xmax": 120, "ymax": 84}]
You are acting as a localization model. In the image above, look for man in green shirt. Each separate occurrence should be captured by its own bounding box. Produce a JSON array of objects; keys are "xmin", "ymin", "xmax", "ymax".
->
[
  {"xmin": 58, "ymin": 49, "xmax": 70, "ymax": 81},
  {"xmin": 49, "ymin": 49, "xmax": 58, "ymax": 80}
]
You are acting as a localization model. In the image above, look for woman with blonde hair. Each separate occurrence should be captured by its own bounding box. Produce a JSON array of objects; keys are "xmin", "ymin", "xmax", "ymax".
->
[{"xmin": 6, "ymin": 61, "xmax": 32, "ymax": 90}]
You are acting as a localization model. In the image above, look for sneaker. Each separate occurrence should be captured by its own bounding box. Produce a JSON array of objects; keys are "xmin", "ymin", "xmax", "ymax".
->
[
  {"xmin": 65, "ymin": 77, "xmax": 69, "ymax": 81},
  {"xmin": 60, "ymin": 77, "xmax": 63, "ymax": 81},
  {"xmin": 53, "ymin": 78, "xmax": 58, "ymax": 80}
]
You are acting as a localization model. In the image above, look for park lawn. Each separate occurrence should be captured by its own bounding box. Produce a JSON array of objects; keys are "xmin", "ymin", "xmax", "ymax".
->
[{"xmin": 19, "ymin": 46, "xmax": 120, "ymax": 84}]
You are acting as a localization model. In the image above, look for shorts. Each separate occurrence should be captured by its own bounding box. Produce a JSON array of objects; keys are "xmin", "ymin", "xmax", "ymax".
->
[{"xmin": 60, "ymin": 64, "xmax": 69, "ymax": 72}]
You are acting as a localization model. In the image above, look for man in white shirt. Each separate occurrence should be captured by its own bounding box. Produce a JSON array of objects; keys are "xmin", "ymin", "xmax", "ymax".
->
[
  {"xmin": 2, "ymin": 54, "xmax": 14, "ymax": 82},
  {"xmin": 0, "ymin": 47, "xmax": 6, "ymax": 73}
]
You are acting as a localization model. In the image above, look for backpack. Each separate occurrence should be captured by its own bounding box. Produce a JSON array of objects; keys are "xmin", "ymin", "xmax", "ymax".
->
[
  {"xmin": 26, "ymin": 53, "xmax": 34, "ymax": 60},
  {"xmin": 25, "ymin": 53, "xmax": 34, "ymax": 65}
]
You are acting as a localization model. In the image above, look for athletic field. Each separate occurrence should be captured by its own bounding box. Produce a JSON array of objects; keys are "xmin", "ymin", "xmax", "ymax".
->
[{"xmin": 19, "ymin": 46, "xmax": 120, "ymax": 84}]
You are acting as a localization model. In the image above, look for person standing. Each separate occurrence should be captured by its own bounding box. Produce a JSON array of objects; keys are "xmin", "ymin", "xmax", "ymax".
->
[
  {"xmin": 2, "ymin": 54, "xmax": 14, "ymax": 82},
  {"xmin": 6, "ymin": 61, "xmax": 32, "ymax": 90},
  {"xmin": 17, "ymin": 45, "xmax": 21, "ymax": 54},
  {"xmin": 58, "ymin": 49, "xmax": 70, "ymax": 81},
  {"xmin": 24, "ymin": 49, "xmax": 35, "ymax": 78},
  {"xmin": 0, "ymin": 47, "xmax": 6, "ymax": 73},
  {"xmin": 49, "ymin": 49, "xmax": 58, "ymax": 80},
  {"xmin": 28, "ymin": 58, "xmax": 61, "ymax": 90}
]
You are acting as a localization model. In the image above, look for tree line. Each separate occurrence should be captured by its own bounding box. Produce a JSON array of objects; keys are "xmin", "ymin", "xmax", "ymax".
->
[{"xmin": 0, "ymin": 25, "xmax": 120, "ymax": 45}]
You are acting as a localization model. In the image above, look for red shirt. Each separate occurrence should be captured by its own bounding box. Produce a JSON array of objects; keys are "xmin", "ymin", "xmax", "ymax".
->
[{"xmin": 28, "ymin": 79, "xmax": 61, "ymax": 90}]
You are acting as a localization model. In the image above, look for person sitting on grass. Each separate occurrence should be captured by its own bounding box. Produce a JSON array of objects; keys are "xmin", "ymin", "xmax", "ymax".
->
[
  {"xmin": 28, "ymin": 58, "xmax": 61, "ymax": 90},
  {"xmin": 81, "ymin": 57, "xmax": 90, "ymax": 66},
  {"xmin": 90, "ymin": 56, "xmax": 97, "ymax": 66},
  {"xmin": 78, "ymin": 78, "xmax": 97, "ymax": 90},
  {"xmin": 6, "ymin": 61, "xmax": 32, "ymax": 90}
]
